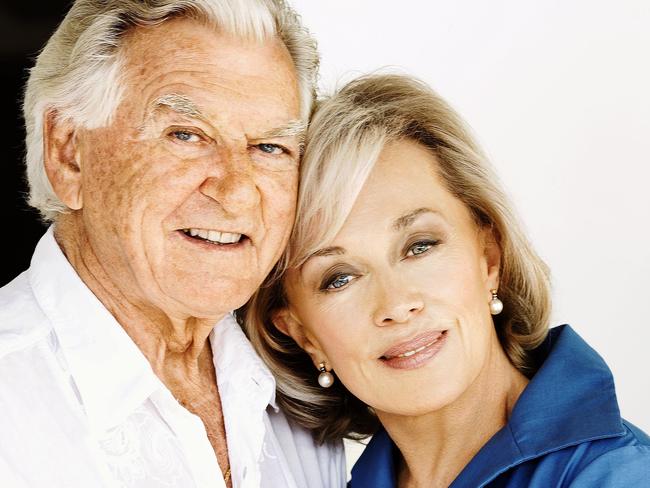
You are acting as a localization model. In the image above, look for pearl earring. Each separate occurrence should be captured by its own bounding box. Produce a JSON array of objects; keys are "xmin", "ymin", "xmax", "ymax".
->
[
  {"xmin": 489, "ymin": 289, "xmax": 503, "ymax": 315},
  {"xmin": 317, "ymin": 362, "xmax": 334, "ymax": 388}
]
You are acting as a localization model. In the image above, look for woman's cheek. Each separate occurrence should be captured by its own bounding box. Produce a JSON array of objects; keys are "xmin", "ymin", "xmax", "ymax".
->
[{"xmin": 316, "ymin": 314, "xmax": 367, "ymax": 365}]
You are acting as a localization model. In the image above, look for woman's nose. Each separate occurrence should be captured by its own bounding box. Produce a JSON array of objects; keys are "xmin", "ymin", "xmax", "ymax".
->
[{"xmin": 372, "ymin": 276, "xmax": 424, "ymax": 326}]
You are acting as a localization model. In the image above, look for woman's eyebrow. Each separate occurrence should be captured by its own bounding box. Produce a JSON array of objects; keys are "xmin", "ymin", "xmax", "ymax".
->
[
  {"xmin": 300, "ymin": 246, "xmax": 346, "ymax": 272},
  {"xmin": 393, "ymin": 207, "xmax": 440, "ymax": 231},
  {"xmin": 301, "ymin": 209, "xmax": 441, "ymax": 270}
]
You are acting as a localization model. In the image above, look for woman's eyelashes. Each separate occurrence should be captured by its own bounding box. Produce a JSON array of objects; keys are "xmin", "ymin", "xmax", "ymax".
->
[
  {"xmin": 325, "ymin": 274, "xmax": 355, "ymax": 290},
  {"xmin": 320, "ymin": 269, "xmax": 358, "ymax": 291},
  {"xmin": 317, "ymin": 239, "xmax": 442, "ymax": 292},
  {"xmin": 404, "ymin": 239, "xmax": 440, "ymax": 258}
]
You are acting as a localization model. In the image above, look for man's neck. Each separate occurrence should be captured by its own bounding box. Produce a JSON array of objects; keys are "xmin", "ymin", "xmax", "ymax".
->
[
  {"xmin": 53, "ymin": 216, "xmax": 232, "ymax": 485},
  {"xmin": 379, "ymin": 335, "xmax": 529, "ymax": 488},
  {"xmin": 53, "ymin": 216, "xmax": 219, "ymax": 376}
]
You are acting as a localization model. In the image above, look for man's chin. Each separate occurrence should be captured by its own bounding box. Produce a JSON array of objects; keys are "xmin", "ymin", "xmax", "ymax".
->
[{"xmin": 161, "ymin": 279, "xmax": 259, "ymax": 318}]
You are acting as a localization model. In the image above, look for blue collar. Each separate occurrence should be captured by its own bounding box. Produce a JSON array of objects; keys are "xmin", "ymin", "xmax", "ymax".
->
[{"xmin": 350, "ymin": 325, "xmax": 626, "ymax": 488}]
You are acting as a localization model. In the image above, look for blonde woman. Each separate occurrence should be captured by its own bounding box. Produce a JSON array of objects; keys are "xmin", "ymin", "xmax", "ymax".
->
[{"xmin": 241, "ymin": 75, "xmax": 650, "ymax": 487}]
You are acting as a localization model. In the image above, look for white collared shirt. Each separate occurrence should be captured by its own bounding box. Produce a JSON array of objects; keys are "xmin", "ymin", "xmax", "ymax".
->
[{"xmin": 0, "ymin": 228, "xmax": 345, "ymax": 488}]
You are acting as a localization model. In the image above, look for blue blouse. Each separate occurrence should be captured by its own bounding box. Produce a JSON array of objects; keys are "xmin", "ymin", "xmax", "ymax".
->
[{"xmin": 349, "ymin": 325, "xmax": 650, "ymax": 487}]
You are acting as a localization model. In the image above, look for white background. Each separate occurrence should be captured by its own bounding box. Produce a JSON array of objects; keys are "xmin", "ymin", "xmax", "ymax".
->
[{"xmin": 289, "ymin": 0, "xmax": 650, "ymax": 471}]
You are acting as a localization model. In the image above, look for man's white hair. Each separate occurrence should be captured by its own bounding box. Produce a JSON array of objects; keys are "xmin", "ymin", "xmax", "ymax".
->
[{"xmin": 23, "ymin": 0, "xmax": 319, "ymax": 221}]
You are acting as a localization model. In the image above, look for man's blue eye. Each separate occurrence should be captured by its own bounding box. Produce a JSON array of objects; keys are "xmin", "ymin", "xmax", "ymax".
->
[
  {"xmin": 258, "ymin": 143, "xmax": 284, "ymax": 155},
  {"xmin": 172, "ymin": 130, "xmax": 199, "ymax": 142}
]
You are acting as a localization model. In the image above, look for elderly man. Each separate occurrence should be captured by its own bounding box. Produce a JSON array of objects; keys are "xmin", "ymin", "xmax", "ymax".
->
[{"xmin": 0, "ymin": 1, "xmax": 344, "ymax": 487}]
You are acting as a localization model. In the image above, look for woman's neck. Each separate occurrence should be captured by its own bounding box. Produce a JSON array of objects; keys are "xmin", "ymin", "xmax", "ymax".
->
[{"xmin": 377, "ymin": 335, "xmax": 529, "ymax": 488}]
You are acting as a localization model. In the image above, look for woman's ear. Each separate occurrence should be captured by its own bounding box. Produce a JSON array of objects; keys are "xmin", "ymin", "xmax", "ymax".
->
[
  {"xmin": 272, "ymin": 308, "xmax": 327, "ymax": 366},
  {"xmin": 481, "ymin": 226, "xmax": 502, "ymax": 291},
  {"xmin": 43, "ymin": 110, "xmax": 83, "ymax": 210}
]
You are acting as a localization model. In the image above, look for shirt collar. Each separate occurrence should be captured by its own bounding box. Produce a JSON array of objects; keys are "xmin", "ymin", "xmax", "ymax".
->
[
  {"xmin": 28, "ymin": 226, "xmax": 162, "ymax": 434},
  {"xmin": 28, "ymin": 227, "xmax": 278, "ymax": 436},
  {"xmin": 209, "ymin": 312, "xmax": 278, "ymax": 412},
  {"xmin": 455, "ymin": 324, "xmax": 625, "ymax": 487},
  {"xmin": 350, "ymin": 429, "xmax": 396, "ymax": 488},
  {"xmin": 208, "ymin": 306, "xmax": 278, "ymax": 488},
  {"xmin": 350, "ymin": 324, "xmax": 626, "ymax": 488}
]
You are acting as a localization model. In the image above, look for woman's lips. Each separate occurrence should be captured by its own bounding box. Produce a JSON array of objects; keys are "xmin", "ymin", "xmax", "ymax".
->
[{"xmin": 380, "ymin": 330, "xmax": 448, "ymax": 370}]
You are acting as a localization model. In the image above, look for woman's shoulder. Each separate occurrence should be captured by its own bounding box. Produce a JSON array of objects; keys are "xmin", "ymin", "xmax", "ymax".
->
[
  {"xmin": 621, "ymin": 419, "xmax": 650, "ymax": 446},
  {"xmin": 563, "ymin": 421, "xmax": 650, "ymax": 486},
  {"xmin": 486, "ymin": 421, "xmax": 650, "ymax": 488}
]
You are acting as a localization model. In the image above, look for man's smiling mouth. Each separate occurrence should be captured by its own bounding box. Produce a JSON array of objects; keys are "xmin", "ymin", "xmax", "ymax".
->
[{"xmin": 181, "ymin": 228, "xmax": 248, "ymax": 245}]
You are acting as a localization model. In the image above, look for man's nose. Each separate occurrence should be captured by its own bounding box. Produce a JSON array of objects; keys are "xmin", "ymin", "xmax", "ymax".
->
[{"xmin": 199, "ymin": 148, "xmax": 260, "ymax": 213}]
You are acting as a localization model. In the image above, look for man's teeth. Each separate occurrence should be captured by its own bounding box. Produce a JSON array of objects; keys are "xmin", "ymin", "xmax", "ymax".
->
[{"xmin": 183, "ymin": 229, "xmax": 242, "ymax": 244}]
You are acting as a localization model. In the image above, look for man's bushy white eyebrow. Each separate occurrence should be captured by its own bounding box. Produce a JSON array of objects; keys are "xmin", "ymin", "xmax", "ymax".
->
[{"xmin": 149, "ymin": 93, "xmax": 206, "ymax": 119}]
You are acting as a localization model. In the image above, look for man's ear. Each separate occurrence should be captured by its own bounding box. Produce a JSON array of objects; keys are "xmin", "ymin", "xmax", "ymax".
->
[
  {"xmin": 43, "ymin": 110, "xmax": 83, "ymax": 210},
  {"xmin": 482, "ymin": 226, "xmax": 502, "ymax": 291},
  {"xmin": 272, "ymin": 308, "xmax": 326, "ymax": 365}
]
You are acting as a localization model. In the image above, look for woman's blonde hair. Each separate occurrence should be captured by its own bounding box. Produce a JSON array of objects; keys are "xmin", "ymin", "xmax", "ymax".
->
[{"xmin": 238, "ymin": 73, "xmax": 552, "ymax": 443}]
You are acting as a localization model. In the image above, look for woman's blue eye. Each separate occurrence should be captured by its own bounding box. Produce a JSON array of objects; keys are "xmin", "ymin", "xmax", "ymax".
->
[
  {"xmin": 406, "ymin": 241, "xmax": 437, "ymax": 257},
  {"xmin": 326, "ymin": 274, "xmax": 353, "ymax": 290},
  {"xmin": 257, "ymin": 143, "xmax": 284, "ymax": 155}
]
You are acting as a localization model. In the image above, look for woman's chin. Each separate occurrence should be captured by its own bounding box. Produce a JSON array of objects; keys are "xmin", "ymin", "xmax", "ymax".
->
[
  {"xmin": 372, "ymin": 393, "xmax": 460, "ymax": 419},
  {"xmin": 362, "ymin": 374, "xmax": 468, "ymax": 419}
]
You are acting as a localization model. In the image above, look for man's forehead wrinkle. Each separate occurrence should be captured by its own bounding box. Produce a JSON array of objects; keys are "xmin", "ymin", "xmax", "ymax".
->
[
  {"xmin": 122, "ymin": 55, "xmax": 300, "ymax": 137},
  {"xmin": 138, "ymin": 73, "xmax": 285, "ymax": 112},
  {"xmin": 133, "ymin": 60, "xmax": 276, "ymax": 91},
  {"xmin": 135, "ymin": 76, "xmax": 245, "ymax": 128},
  {"xmin": 126, "ymin": 57, "xmax": 251, "ymax": 100}
]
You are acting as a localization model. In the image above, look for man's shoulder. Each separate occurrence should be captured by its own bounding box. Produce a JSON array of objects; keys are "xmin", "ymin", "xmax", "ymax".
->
[
  {"xmin": 0, "ymin": 269, "xmax": 91, "ymax": 486},
  {"xmin": 0, "ymin": 270, "xmax": 51, "ymax": 359},
  {"xmin": 266, "ymin": 406, "xmax": 346, "ymax": 486},
  {"xmin": 267, "ymin": 405, "xmax": 341, "ymax": 451}
]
